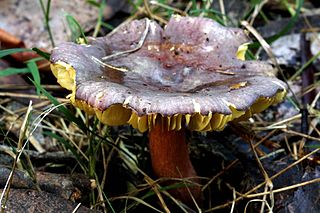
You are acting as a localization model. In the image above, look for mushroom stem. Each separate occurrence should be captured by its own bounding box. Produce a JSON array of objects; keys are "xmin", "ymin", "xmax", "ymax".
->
[{"xmin": 149, "ymin": 121, "xmax": 201, "ymax": 204}]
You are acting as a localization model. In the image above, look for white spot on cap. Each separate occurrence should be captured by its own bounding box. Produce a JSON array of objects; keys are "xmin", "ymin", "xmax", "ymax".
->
[
  {"xmin": 202, "ymin": 24, "xmax": 212, "ymax": 34},
  {"xmin": 147, "ymin": 45, "xmax": 160, "ymax": 51},
  {"xmin": 271, "ymin": 80, "xmax": 286, "ymax": 90},
  {"xmin": 96, "ymin": 92, "xmax": 104, "ymax": 99},
  {"xmin": 183, "ymin": 67, "xmax": 191, "ymax": 76},
  {"xmin": 203, "ymin": 46, "xmax": 214, "ymax": 52},
  {"xmin": 123, "ymin": 96, "xmax": 133, "ymax": 105},
  {"xmin": 192, "ymin": 99, "xmax": 201, "ymax": 113},
  {"xmin": 222, "ymin": 98, "xmax": 236, "ymax": 108},
  {"xmin": 149, "ymin": 22, "xmax": 157, "ymax": 35},
  {"xmin": 173, "ymin": 14, "xmax": 182, "ymax": 21}
]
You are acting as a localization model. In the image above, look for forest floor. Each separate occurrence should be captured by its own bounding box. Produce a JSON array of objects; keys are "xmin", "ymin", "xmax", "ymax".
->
[{"xmin": 0, "ymin": 0, "xmax": 319, "ymax": 212}]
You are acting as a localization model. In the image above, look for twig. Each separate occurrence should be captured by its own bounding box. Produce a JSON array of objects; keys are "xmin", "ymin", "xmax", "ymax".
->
[
  {"xmin": 205, "ymin": 148, "xmax": 320, "ymax": 211},
  {"xmin": 259, "ymin": 148, "xmax": 286, "ymax": 160},
  {"xmin": 102, "ymin": 18, "xmax": 151, "ymax": 61},
  {"xmin": 241, "ymin": 20, "xmax": 300, "ymax": 109},
  {"xmin": 230, "ymin": 186, "xmax": 236, "ymax": 213},
  {"xmin": 92, "ymin": 18, "xmax": 151, "ymax": 72},
  {"xmin": 248, "ymin": 0, "xmax": 268, "ymax": 25},
  {"xmin": 111, "ymin": 196, "xmax": 164, "ymax": 213},
  {"xmin": 94, "ymin": 174, "xmax": 107, "ymax": 213},
  {"xmin": 203, "ymin": 129, "xmax": 277, "ymax": 191},
  {"xmin": 91, "ymin": 56, "xmax": 128, "ymax": 72},
  {"xmin": 0, "ymin": 92, "xmax": 68, "ymax": 102},
  {"xmin": 38, "ymin": 120, "xmax": 85, "ymax": 137},
  {"xmin": 202, "ymin": 160, "xmax": 238, "ymax": 191},
  {"xmin": 219, "ymin": 0, "xmax": 227, "ymax": 25},
  {"xmin": 72, "ymin": 203, "xmax": 82, "ymax": 213},
  {"xmin": 176, "ymin": 169, "xmax": 201, "ymax": 212},
  {"xmin": 143, "ymin": 0, "xmax": 168, "ymax": 24},
  {"xmin": 13, "ymin": 101, "xmax": 51, "ymax": 114},
  {"xmin": 248, "ymin": 138, "xmax": 274, "ymax": 213},
  {"xmin": 252, "ymin": 113, "xmax": 301, "ymax": 131},
  {"xmin": 300, "ymin": 32, "xmax": 316, "ymax": 136},
  {"xmin": 0, "ymin": 102, "xmax": 33, "ymax": 211},
  {"xmin": 311, "ymin": 91, "xmax": 320, "ymax": 108},
  {"xmin": 101, "ymin": 137, "xmax": 120, "ymax": 190},
  {"xmin": 149, "ymin": 1, "xmax": 187, "ymax": 16},
  {"xmin": 244, "ymin": 199, "xmax": 272, "ymax": 213},
  {"xmin": 144, "ymin": 0, "xmax": 153, "ymax": 19},
  {"xmin": 245, "ymin": 178, "xmax": 320, "ymax": 198},
  {"xmin": 120, "ymin": 159, "xmax": 190, "ymax": 213},
  {"xmin": 0, "ymin": 84, "xmax": 62, "ymax": 90},
  {"xmin": 184, "ymin": 1, "xmax": 193, "ymax": 14},
  {"xmin": 0, "ymin": 145, "xmax": 76, "ymax": 162},
  {"xmin": 144, "ymin": 177, "xmax": 170, "ymax": 213},
  {"xmin": 200, "ymin": 0, "xmax": 213, "ymax": 17},
  {"xmin": 283, "ymin": 129, "xmax": 320, "ymax": 142}
]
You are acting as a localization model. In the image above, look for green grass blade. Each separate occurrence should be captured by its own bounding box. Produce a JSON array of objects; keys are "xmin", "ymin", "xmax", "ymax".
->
[
  {"xmin": 290, "ymin": 50, "xmax": 320, "ymax": 81},
  {"xmin": 30, "ymin": 79, "xmax": 88, "ymax": 132},
  {"xmin": 0, "ymin": 68, "xmax": 30, "ymax": 77},
  {"xmin": 0, "ymin": 48, "xmax": 32, "ymax": 58},
  {"xmin": 267, "ymin": 0, "xmax": 303, "ymax": 43},
  {"xmin": 65, "ymin": 14, "xmax": 88, "ymax": 44},
  {"xmin": 86, "ymin": 0, "xmax": 100, "ymax": 7},
  {"xmin": 39, "ymin": 0, "xmax": 55, "ymax": 47},
  {"xmin": 101, "ymin": 22, "xmax": 114, "ymax": 30},
  {"xmin": 44, "ymin": 131, "xmax": 87, "ymax": 170},
  {"xmin": 93, "ymin": 0, "xmax": 106, "ymax": 37},
  {"xmin": 27, "ymin": 60, "xmax": 41, "ymax": 95},
  {"xmin": 249, "ymin": 0, "xmax": 303, "ymax": 49},
  {"xmin": 32, "ymin": 48, "xmax": 51, "ymax": 60}
]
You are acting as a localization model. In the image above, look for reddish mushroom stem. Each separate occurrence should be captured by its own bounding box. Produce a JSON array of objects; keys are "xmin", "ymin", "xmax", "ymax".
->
[{"xmin": 149, "ymin": 121, "xmax": 201, "ymax": 203}]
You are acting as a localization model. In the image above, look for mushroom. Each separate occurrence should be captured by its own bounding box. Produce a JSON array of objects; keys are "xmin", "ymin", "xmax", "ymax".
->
[{"xmin": 50, "ymin": 16, "xmax": 287, "ymax": 203}]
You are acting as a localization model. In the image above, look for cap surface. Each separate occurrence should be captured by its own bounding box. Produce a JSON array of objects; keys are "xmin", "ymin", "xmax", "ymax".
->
[{"xmin": 51, "ymin": 16, "xmax": 287, "ymax": 132}]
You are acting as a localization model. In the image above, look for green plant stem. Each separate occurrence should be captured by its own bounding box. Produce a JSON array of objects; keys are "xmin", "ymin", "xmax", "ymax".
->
[
  {"xmin": 93, "ymin": 0, "xmax": 106, "ymax": 37},
  {"xmin": 39, "ymin": 0, "xmax": 55, "ymax": 47},
  {"xmin": 290, "ymin": 50, "xmax": 320, "ymax": 81}
]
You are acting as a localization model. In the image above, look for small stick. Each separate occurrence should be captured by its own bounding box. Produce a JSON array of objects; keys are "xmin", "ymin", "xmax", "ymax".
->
[
  {"xmin": 299, "ymin": 33, "xmax": 316, "ymax": 154},
  {"xmin": 149, "ymin": 1, "xmax": 187, "ymax": 16},
  {"xmin": 205, "ymin": 148, "xmax": 320, "ymax": 211},
  {"xmin": 241, "ymin": 20, "xmax": 300, "ymax": 108},
  {"xmin": 144, "ymin": 177, "xmax": 170, "ymax": 213},
  {"xmin": 102, "ymin": 19, "xmax": 151, "ymax": 61},
  {"xmin": 245, "ymin": 178, "xmax": 320, "ymax": 198},
  {"xmin": 0, "ymin": 92, "xmax": 68, "ymax": 102},
  {"xmin": 218, "ymin": 0, "xmax": 227, "ymax": 25},
  {"xmin": 248, "ymin": 138, "xmax": 274, "ymax": 213}
]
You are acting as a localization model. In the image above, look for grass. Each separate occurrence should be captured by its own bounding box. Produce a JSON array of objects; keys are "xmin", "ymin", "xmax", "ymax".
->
[
  {"xmin": 39, "ymin": 0, "xmax": 55, "ymax": 47},
  {"xmin": 65, "ymin": 14, "xmax": 88, "ymax": 44},
  {"xmin": 0, "ymin": 0, "xmax": 319, "ymax": 212}
]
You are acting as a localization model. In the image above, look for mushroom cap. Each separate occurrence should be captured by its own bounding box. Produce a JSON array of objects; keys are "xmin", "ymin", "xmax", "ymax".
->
[{"xmin": 50, "ymin": 16, "xmax": 287, "ymax": 132}]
